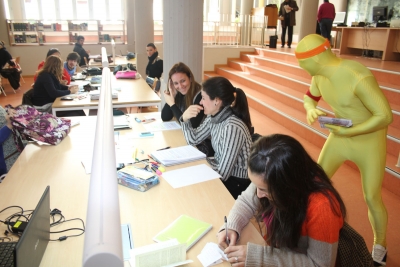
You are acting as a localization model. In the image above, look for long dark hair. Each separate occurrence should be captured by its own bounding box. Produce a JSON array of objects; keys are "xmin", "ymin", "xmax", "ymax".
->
[
  {"xmin": 168, "ymin": 62, "xmax": 201, "ymax": 109},
  {"xmin": 249, "ymin": 134, "xmax": 346, "ymax": 249},
  {"xmin": 202, "ymin": 76, "xmax": 252, "ymax": 132}
]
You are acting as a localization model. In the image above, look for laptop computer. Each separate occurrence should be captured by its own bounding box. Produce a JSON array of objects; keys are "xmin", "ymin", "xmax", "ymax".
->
[{"xmin": 0, "ymin": 186, "xmax": 50, "ymax": 267}]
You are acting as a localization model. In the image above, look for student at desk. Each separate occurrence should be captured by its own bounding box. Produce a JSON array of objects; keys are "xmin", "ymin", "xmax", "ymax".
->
[
  {"xmin": 180, "ymin": 76, "xmax": 253, "ymax": 199},
  {"xmin": 32, "ymin": 56, "xmax": 84, "ymax": 116},
  {"xmin": 64, "ymin": 52, "xmax": 80, "ymax": 78},
  {"xmin": 73, "ymin": 36, "xmax": 90, "ymax": 67},
  {"xmin": 162, "ymin": 62, "xmax": 204, "ymax": 128},
  {"xmin": 217, "ymin": 134, "xmax": 346, "ymax": 266},
  {"xmin": 34, "ymin": 48, "xmax": 71, "ymax": 85}
]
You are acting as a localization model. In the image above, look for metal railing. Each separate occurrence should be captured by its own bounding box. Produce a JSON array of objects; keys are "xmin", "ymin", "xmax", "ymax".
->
[{"xmin": 154, "ymin": 14, "xmax": 274, "ymax": 46}]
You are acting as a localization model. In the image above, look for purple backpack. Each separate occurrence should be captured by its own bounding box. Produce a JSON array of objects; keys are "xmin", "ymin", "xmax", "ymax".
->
[{"xmin": 6, "ymin": 105, "xmax": 71, "ymax": 148}]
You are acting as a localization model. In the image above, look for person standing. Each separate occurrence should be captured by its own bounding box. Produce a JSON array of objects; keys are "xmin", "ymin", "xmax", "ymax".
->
[
  {"xmin": 73, "ymin": 36, "xmax": 90, "ymax": 66},
  {"xmin": 318, "ymin": 0, "xmax": 336, "ymax": 41},
  {"xmin": 278, "ymin": 0, "xmax": 299, "ymax": 48}
]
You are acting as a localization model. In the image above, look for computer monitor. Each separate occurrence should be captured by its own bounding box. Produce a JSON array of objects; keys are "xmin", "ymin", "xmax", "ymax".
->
[
  {"xmin": 333, "ymin": 12, "xmax": 346, "ymax": 25},
  {"xmin": 372, "ymin": 6, "xmax": 388, "ymax": 22}
]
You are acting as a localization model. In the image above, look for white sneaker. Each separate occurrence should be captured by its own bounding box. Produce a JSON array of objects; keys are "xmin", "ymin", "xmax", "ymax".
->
[{"xmin": 372, "ymin": 244, "xmax": 387, "ymax": 266}]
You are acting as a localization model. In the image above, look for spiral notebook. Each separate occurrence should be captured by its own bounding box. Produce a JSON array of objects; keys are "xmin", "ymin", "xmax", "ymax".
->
[
  {"xmin": 153, "ymin": 215, "xmax": 212, "ymax": 251},
  {"xmin": 150, "ymin": 145, "xmax": 206, "ymax": 166}
]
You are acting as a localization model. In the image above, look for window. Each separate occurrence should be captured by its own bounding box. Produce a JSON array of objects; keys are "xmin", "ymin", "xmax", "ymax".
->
[{"xmin": 4, "ymin": 0, "xmax": 124, "ymax": 20}]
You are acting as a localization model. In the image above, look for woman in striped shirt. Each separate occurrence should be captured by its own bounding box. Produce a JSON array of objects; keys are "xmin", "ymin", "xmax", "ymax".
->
[{"xmin": 180, "ymin": 76, "xmax": 253, "ymax": 199}]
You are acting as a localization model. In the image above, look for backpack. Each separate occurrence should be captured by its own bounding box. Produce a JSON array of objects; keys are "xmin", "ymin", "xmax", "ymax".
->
[{"xmin": 6, "ymin": 105, "xmax": 71, "ymax": 148}]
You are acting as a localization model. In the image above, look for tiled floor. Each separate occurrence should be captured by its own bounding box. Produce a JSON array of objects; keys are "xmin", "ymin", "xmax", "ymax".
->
[{"xmin": 1, "ymin": 67, "xmax": 400, "ymax": 266}]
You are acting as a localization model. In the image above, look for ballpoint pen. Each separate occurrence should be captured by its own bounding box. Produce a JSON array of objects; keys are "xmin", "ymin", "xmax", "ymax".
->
[
  {"xmin": 156, "ymin": 146, "xmax": 171, "ymax": 151},
  {"xmin": 141, "ymin": 118, "xmax": 156, "ymax": 123},
  {"xmin": 225, "ymin": 216, "xmax": 229, "ymax": 245}
]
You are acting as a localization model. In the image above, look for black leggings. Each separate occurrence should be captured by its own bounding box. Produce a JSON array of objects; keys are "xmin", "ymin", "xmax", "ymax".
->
[{"xmin": 223, "ymin": 176, "xmax": 251, "ymax": 200}]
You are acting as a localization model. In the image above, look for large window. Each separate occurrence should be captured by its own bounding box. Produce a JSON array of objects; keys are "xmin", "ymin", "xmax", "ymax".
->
[{"xmin": 4, "ymin": 0, "xmax": 124, "ymax": 20}]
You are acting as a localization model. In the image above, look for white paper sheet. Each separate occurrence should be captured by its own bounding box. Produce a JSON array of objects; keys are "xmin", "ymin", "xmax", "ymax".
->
[
  {"xmin": 143, "ymin": 121, "xmax": 181, "ymax": 132},
  {"xmin": 162, "ymin": 164, "xmax": 221, "ymax": 188},
  {"xmin": 197, "ymin": 242, "xmax": 228, "ymax": 267}
]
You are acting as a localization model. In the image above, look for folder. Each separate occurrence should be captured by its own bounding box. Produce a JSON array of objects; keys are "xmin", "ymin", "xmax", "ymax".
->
[
  {"xmin": 153, "ymin": 215, "xmax": 212, "ymax": 251},
  {"xmin": 150, "ymin": 145, "xmax": 206, "ymax": 166}
]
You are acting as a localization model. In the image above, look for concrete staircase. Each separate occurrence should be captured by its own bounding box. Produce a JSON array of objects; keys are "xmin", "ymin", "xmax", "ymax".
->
[{"xmin": 204, "ymin": 48, "xmax": 400, "ymax": 196}]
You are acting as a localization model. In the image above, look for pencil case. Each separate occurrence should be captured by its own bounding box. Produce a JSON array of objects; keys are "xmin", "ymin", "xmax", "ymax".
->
[{"xmin": 117, "ymin": 171, "xmax": 159, "ymax": 192}]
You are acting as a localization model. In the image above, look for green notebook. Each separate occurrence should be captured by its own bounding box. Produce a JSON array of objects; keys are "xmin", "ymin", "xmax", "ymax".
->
[{"xmin": 153, "ymin": 215, "xmax": 213, "ymax": 251}]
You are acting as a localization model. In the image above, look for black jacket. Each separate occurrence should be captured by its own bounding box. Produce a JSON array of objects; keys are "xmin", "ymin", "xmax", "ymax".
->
[
  {"xmin": 73, "ymin": 43, "xmax": 89, "ymax": 66},
  {"xmin": 33, "ymin": 72, "xmax": 70, "ymax": 106}
]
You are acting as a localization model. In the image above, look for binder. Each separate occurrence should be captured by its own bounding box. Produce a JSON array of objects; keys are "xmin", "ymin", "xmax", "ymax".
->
[{"xmin": 153, "ymin": 215, "xmax": 212, "ymax": 251}]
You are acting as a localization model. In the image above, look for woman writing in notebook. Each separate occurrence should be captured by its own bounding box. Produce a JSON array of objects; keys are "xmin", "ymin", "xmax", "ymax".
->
[
  {"xmin": 180, "ymin": 76, "xmax": 253, "ymax": 199},
  {"xmin": 217, "ymin": 134, "xmax": 346, "ymax": 266},
  {"xmin": 162, "ymin": 62, "xmax": 204, "ymax": 128}
]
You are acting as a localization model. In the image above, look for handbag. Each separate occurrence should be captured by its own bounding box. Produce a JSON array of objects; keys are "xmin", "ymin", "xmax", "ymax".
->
[
  {"xmin": 115, "ymin": 70, "xmax": 136, "ymax": 79},
  {"xmin": 6, "ymin": 105, "xmax": 71, "ymax": 147}
]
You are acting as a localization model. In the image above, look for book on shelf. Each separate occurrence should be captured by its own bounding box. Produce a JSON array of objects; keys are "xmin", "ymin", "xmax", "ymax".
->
[
  {"xmin": 150, "ymin": 145, "xmax": 206, "ymax": 166},
  {"xmin": 153, "ymin": 215, "xmax": 212, "ymax": 251}
]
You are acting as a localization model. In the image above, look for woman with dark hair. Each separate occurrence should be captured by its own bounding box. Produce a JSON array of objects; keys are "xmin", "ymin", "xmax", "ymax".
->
[
  {"xmin": 145, "ymin": 43, "xmax": 163, "ymax": 80},
  {"xmin": 162, "ymin": 62, "xmax": 204, "ymax": 128},
  {"xmin": 34, "ymin": 48, "xmax": 71, "ymax": 85},
  {"xmin": 218, "ymin": 134, "xmax": 346, "ymax": 266},
  {"xmin": 180, "ymin": 76, "xmax": 253, "ymax": 199}
]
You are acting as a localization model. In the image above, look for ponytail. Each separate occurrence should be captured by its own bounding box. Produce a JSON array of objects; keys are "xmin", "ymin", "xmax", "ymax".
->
[{"xmin": 232, "ymin": 88, "xmax": 252, "ymax": 132}]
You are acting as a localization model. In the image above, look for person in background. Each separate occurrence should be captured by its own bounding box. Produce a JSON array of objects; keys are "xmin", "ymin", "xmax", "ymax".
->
[
  {"xmin": 0, "ymin": 40, "xmax": 21, "ymax": 90},
  {"xmin": 32, "ymin": 56, "xmax": 83, "ymax": 116},
  {"xmin": 180, "ymin": 76, "xmax": 253, "ymax": 199},
  {"xmin": 145, "ymin": 43, "xmax": 163, "ymax": 87},
  {"xmin": 278, "ymin": 0, "xmax": 299, "ymax": 48},
  {"xmin": 318, "ymin": 0, "xmax": 336, "ymax": 41},
  {"xmin": 64, "ymin": 52, "xmax": 80, "ymax": 78},
  {"xmin": 33, "ymin": 48, "xmax": 71, "ymax": 85},
  {"xmin": 218, "ymin": 134, "xmax": 346, "ymax": 266},
  {"xmin": 73, "ymin": 36, "xmax": 90, "ymax": 67},
  {"xmin": 162, "ymin": 62, "xmax": 204, "ymax": 128},
  {"xmin": 0, "ymin": 106, "xmax": 22, "ymax": 179}
]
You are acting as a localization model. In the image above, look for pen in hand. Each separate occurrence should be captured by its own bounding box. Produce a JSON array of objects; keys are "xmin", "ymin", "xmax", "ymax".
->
[
  {"xmin": 225, "ymin": 216, "xmax": 229, "ymax": 245},
  {"xmin": 157, "ymin": 146, "xmax": 171, "ymax": 151}
]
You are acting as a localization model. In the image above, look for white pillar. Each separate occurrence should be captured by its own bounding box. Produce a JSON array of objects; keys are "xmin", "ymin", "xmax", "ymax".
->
[
  {"xmin": 163, "ymin": 0, "xmax": 203, "ymax": 83},
  {"xmin": 220, "ymin": 0, "xmax": 232, "ymax": 23},
  {"xmin": 133, "ymin": 0, "xmax": 154, "ymax": 78},
  {"xmin": 240, "ymin": 0, "xmax": 254, "ymax": 45},
  {"xmin": 297, "ymin": 0, "xmax": 319, "ymax": 41}
]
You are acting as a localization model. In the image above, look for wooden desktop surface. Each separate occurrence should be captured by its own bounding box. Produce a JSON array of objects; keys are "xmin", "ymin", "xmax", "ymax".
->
[
  {"xmin": 51, "ymin": 77, "xmax": 161, "ymax": 115},
  {"xmin": 89, "ymin": 56, "xmax": 136, "ymax": 67},
  {"xmin": 0, "ymin": 113, "xmax": 264, "ymax": 266}
]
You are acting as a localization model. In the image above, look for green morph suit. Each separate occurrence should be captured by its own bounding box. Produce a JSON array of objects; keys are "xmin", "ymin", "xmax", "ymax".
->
[{"xmin": 295, "ymin": 34, "xmax": 393, "ymax": 247}]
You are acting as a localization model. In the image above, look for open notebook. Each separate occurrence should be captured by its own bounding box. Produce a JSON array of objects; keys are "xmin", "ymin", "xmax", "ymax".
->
[
  {"xmin": 153, "ymin": 215, "xmax": 212, "ymax": 251},
  {"xmin": 150, "ymin": 145, "xmax": 206, "ymax": 166}
]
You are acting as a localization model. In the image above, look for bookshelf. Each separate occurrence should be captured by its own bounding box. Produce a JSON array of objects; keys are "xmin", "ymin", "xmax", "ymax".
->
[{"xmin": 6, "ymin": 20, "xmax": 126, "ymax": 46}]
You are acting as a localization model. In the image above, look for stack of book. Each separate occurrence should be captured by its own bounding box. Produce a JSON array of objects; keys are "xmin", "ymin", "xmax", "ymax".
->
[
  {"xmin": 117, "ymin": 166, "xmax": 159, "ymax": 192},
  {"xmin": 150, "ymin": 145, "xmax": 206, "ymax": 166}
]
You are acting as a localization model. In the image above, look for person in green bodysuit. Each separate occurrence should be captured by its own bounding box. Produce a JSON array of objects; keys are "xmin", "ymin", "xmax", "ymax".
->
[{"xmin": 295, "ymin": 34, "xmax": 393, "ymax": 266}]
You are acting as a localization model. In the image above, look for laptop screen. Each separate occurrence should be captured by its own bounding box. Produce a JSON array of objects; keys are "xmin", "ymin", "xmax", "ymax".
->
[{"xmin": 15, "ymin": 186, "xmax": 50, "ymax": 267}]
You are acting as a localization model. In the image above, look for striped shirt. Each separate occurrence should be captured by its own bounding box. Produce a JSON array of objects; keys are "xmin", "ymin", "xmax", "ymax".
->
[{"xmin": 181, "ymin": 106, "xmax": 252, "ymax": 181}]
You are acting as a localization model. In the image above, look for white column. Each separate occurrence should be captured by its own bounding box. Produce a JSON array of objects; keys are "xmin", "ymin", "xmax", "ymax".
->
[
  {"xmin": 297, "ymin": 0, "xmax": 319, "ymax": 41},
  {"xmin": 240, "ymin": 0, "xmax": 254, "ymax": 45},
  {"xmin": 133, "ymin": 0, "xmax": 154, "ymax": 78},
  {"xmin": 220, "ymin": 0, "xmax": 232, "ymax": 23},
  {"xmin": 163, "ymin": 0, "xmax": 203, "ymax": 83}
]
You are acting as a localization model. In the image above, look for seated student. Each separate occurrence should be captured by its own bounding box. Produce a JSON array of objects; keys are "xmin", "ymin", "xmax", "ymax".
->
[
  {"xmin": 64, "ymin": 52, "xmax": 80, "ymax": 78},
  {"xmin": 34, "ymin": 48, "xmax": 71, "ymax": 85},
  {"xmin": 73, "ymin": 36, "xmax": 90, "ymax": 67},
  {"xmin": 33, "ymin": 56, "xmax": 84, "ymax": 116},
  {"xmin": 162, "ymin": 62, "xmax": 204, "ymax": 128},
  {"xmin": 0, "ymin": 106, "xmax": 22, "ymax": 178},
  {"xmin": 0, "ymin": 40, "xmax": 21, "ymax": 90},
  {"xmin": 180, "ymin": 76, "xmax": 253, "ymax": 199},
  {"xmin": 217, "ymin": 134, "xmax": 346, "ymax": 266},
  {"xmin": 145, "ymin": 43, "xmax": 163, "ymax": 87}
]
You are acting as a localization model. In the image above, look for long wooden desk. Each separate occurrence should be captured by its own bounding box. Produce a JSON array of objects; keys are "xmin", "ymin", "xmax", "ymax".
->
[
  {"xmin": 51, "ymin": 77, "xmax": 161, "ymax": 116},
  {"xmin": 339, "ymin": 27, "xmax": 400, "ymax": 61},
  {"xmin": 89, "ymin": 55, "xmax": 136, "ymax": 67},
  {"xmin": 0, "ymin": 114, "xmax": 264, "ymax": 266}
]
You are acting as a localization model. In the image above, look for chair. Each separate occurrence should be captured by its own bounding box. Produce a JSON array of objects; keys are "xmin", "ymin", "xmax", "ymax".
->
[
  {"xmin": 22, "ymin": 88, "xmax": 34, "ymax": 106},
  {"xmin": 0, "ymin": 76, "xmax": 7, "ymax": 96},
  {"xmin": 14, "ymin": 56, "xmax": 25, "ymax": 83}
]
